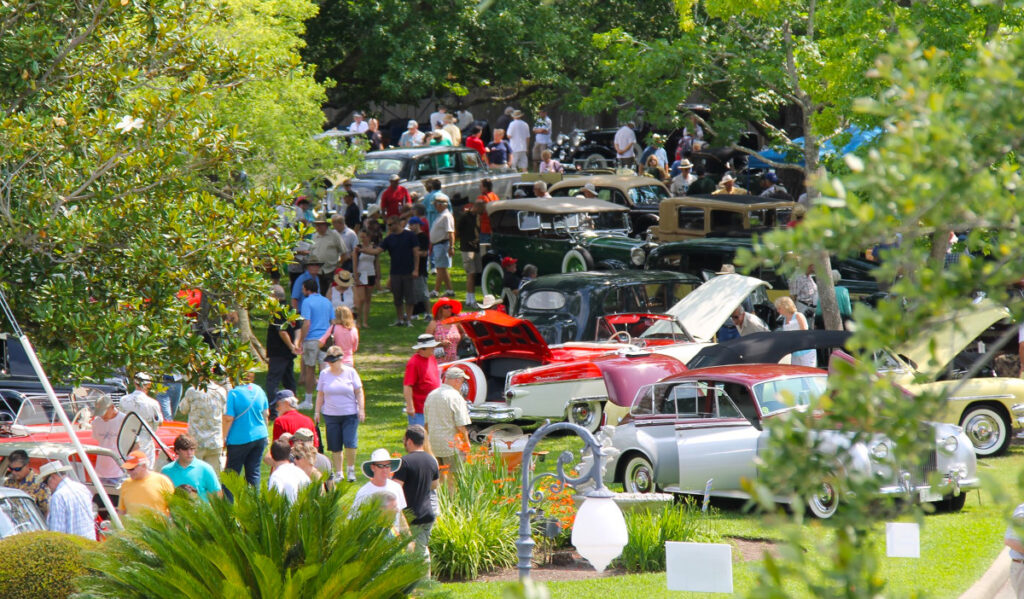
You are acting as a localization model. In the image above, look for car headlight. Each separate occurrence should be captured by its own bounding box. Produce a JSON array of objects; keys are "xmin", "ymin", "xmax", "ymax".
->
[
  {"xmin": 556, "ymin": 134, "xmax": 569, "ymax": 146},
  {"xmin": 571, "ymin": 132, "xmax": 583, "ymax": 147},
  {"xmin": 940, "ymin": 435, "xmax": 959, "ymax": 454},
  {"xmin": 630, "ymin": 246, "xmax": 646, "ymax": 266},
  {"xmin": 870, "ymin": 442, "xmax": 889, "ymax": 460}
]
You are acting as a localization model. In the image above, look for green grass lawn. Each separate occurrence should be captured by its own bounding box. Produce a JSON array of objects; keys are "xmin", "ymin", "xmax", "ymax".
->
[{"xmin": 251, "ymin": 263, "xmax": 1020, "ymax": 598}]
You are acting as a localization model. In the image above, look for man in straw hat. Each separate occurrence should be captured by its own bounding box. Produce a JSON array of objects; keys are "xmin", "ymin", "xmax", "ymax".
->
[
  {"xmin": 39, "ymin": 461, "xmax": 95, "ymax": 539},
  {"xmin": 506, "ymin": 109, "xmax": 530, "ymax": 172},
  {"xmin": 670, "ymin": 159, "xmax": 697, "ymax": 195},
  {"xmin": 713, "ymin": 172, "xmax": 747, "ymax": 195},
  {"xmin": 352, "ymin": 448, "xmax": 408, "ymax": 532},
  {"xmin": 403, "ymin": 335, "xmax": 441, "ymax": 426},
  {"xmin": 424, "ymin": 367, "xmax": 472, "ymax": 484}
]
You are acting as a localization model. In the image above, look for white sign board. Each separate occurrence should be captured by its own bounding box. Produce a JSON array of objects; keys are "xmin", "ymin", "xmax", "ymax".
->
[
  {"xmin": 665, "ymin": 541, "xmax": 733, "ymax": 593},
  {"xmin": 885, "ymin": 522, "xmax": 921, "ymax": 558}
]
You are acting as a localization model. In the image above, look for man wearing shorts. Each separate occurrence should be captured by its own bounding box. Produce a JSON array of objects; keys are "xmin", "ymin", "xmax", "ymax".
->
[
  {"xmin": 294, "ymin": 278, "xmax": 333, "ymax": 408},
  {"xmin": 429, "ymin": 195, "xmax": 456, "ymax": 298},
  {"xmin": 361, "ymin": 217, "xmax": 419, "ymax": 326},
  {"xmin": 458, "ymin": 201, "xmax": 481, "ymax": 307}
]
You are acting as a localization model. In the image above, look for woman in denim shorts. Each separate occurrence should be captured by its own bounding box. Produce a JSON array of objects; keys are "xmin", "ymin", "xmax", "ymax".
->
[{"xmin": 314, "ymin": 346, "xmax": 365, "ymax": 482}]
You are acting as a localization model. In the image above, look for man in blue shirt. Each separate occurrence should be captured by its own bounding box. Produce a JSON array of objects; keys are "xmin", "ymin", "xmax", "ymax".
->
[
  {"xmin": 291, "ymin": 261, "xmax": 323, "ymax": 311},
  {"xmin": 162, "ymin": 434, "xmax": 222, "ymax": 501},
  {"xmin": 295, "ymin": 278, "xmax": 333, "ymax": 408},
  {"xmin": 223, "ymin": 369, "xmax": 270, "ymax": 487}
]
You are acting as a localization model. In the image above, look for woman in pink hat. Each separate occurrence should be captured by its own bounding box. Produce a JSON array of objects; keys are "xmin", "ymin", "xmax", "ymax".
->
[{"xmin": 425, "ymin": 298, "xmax": 464, "ymax": 362}]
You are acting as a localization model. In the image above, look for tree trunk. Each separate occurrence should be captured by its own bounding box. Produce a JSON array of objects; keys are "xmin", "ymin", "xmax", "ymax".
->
[
  {"xmin": 801, "ymin": 118, "xmax": 843, "ymax": 331},
  {"xmin": 234, "ymin": 305, "xmax": 267, "ymax": 364}
]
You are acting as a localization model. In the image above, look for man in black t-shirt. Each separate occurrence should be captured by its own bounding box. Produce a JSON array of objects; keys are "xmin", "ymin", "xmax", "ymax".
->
[
  {"xmin": 342, "ymin": 189, "xmax": 361, "ymax": 230},
  {"xmin": 457, "ymin": 203, "xmax": 481, "ymax": 307},
  {"xmin": 408, "ymin": 217, "xmax": 430, "ymax": 319},
  {"xmin": 392, "ymin": 425, "xmax": 439, "ymax": 570},
  {"xmin": 360, "ymin": 217, "xmax": 419, "ymax": 326},
  {"xmin": 264, "ymin": 286, "xmax": 298, "ymax": 418}
]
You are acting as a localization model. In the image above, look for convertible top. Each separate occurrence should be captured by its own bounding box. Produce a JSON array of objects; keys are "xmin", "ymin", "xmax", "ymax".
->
[
  {"xmin": 486, "ymin": 197, "xmax": 628, "ymax": 215},
  {"xmin": 686, "ymin": 330, "xmax": 853, "ymax": 369}
]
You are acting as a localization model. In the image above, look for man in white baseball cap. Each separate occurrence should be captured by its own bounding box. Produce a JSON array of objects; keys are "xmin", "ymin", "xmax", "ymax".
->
[{"xmin": 423, "ymin": 367, "xmax": 472, "ymax": 484}]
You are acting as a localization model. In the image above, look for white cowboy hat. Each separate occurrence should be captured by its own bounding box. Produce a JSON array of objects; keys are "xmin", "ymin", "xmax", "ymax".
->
[
  {"xmin": 38, "ymin": 461, "xmax": 72, "ymax": 481},
  {"xmin": 478, "ymin": 295, "xmax": 502, "ymax": 309},
  {"xmin": 361, "ymin": 448, "xmax": 402, "ymax": 479},
  {"xmin": 412, "ymin": 334, "xmax": 441, "ymax": 350},
  {"xmin": 720, "ymin": 173, "xmax": 736, "ymax": 184}
]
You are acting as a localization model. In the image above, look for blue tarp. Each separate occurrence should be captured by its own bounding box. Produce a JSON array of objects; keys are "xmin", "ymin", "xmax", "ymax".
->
[{"xmin": 747, "ymin": 125, "xmax": 882, "ymax": 169}]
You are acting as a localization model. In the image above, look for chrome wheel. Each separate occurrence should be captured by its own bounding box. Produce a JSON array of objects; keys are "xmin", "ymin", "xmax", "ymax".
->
[
  {"xmin": 568, "ymin": 401, "xmax": 602, "ymax": 433},
  {"xmin": 623, "ymin": 455, "xmax": 656, "ymax": 494},
  {"xmin": 961, "ymin": 406, "xmax": 1009, "ymax": 456},
  {"xmin": 807, "ymin": 479, "xmax": 839, "ymax": 519}
]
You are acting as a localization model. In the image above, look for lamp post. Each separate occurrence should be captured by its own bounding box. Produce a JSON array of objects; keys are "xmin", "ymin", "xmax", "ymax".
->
[{"xmin": 515, "ymin": 421, "xmax": 628, "ymax": 581}]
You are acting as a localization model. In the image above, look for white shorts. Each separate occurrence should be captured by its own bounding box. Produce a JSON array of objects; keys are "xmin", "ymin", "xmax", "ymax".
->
[{"xmin": 511, "ymin": 151, "xmax": 528, "ymax": 170}]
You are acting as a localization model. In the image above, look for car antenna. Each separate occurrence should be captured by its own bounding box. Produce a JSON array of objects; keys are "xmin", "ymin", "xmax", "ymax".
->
[{"xmin": 0, "ymin": 289, "xmax": 124, "ymax": 531}]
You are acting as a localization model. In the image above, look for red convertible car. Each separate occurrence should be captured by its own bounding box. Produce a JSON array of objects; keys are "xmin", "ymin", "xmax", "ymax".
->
[{"xmin": 440, "ymin": 273, "xmax": 771, "ymax": 431}]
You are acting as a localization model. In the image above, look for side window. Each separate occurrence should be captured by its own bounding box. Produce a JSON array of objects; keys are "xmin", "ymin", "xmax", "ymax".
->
[
  {"xmin": 611, "ymin": 190, "xmax": 629, "ymax": 206},
  {"xmin": 416, "ymin": 156, "xmax": 438, "ymax": 178},
  {"xmin": 677, "ymin": 208, "xmax": 705, "ymax": 231},
  {"xmin": 667, "ymin": 383, "xmax": 702, "ymax": 417},
  {"xmin": 602, "ymin": 288, "xmax": 625, "ymax": 313},
  {"xmin": 460, "ymin": 151, "xmax": 482, "ymax": 172},
  {"xmin": 621, "ymin": 285, "xmax": 646, "ymax": 312},
  {"xmin": 709, "ymin": 210, "xmax": 743, "ymax": 231},
  {"xmin": 643, "ymin": 284, "xmax": 670, "ymax": 312},
  {"xmin": 722, "ymin": 383, "xmax": 758, "ymax": 421}
]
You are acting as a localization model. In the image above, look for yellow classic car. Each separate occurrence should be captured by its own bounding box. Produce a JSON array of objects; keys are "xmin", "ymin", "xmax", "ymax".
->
[
  {"xmin": 877, "ymin": 301, "xmax": 1020, "ymax": 456},
  {"xmin": 646, "ymin": 195, "xmax": 796, "ymax": 243}
]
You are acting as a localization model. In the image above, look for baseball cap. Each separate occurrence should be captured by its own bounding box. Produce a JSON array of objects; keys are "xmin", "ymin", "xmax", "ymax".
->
[
  {"xmin": 501, "ymin": 257, "xmax": 518, "ymax": 267},
  {"xmin": 292, "ymin": 428, "xmax": 315, "ymax": 443},
  {"xmin": 122, "ymin": 450, "xmax": 148, "ymax": 470}
]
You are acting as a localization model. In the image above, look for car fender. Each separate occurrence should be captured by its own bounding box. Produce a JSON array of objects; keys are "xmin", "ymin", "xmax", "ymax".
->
[{"xmin": 440, "ymin": 360, "xmax": 487, "ymax": 405}]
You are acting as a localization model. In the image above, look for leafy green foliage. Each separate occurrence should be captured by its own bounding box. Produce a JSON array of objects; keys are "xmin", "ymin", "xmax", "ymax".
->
[
  {"xmin": 0, "ymin": 0, "xmax": 350, "ymax": 381},
  {"xmin": 615, "ymin": 498, "xmax": 720, "ymax": 573},
  {"xmin": 0, "ymin": 531, "xmax": 91, "ymax": 599},
  {"xmin": 74, "ymin": 472, "xmax": 427, "ymax": 598}
]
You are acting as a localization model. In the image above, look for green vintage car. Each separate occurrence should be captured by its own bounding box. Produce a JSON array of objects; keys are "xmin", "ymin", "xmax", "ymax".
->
[{"xmin": 480, "ymin": 197, "xmax": 656, "ymax": 298}]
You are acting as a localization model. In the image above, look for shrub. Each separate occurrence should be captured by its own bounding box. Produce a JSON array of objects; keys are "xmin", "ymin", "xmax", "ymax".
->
[
  {"xmin": 0, "ymin": 531, "xmax": 90, "ymax": 599},
  {"xmin": 616, "ymin": 498, "xmax": 720, "ymax": 573}
]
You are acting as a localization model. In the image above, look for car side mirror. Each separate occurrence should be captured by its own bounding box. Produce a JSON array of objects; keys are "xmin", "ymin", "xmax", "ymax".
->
[{"xmin": 116, "ymin": 412, "xmax": 143, "ymax": 460}]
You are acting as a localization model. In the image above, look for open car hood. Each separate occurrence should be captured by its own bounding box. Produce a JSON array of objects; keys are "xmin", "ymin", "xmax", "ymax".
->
[
  {"xmin": 443, "ymin": 311, "xmax": 553, "ymax": 362},
  {"xmin": 662, "ymin": 274, "xmax": 770, "ymax": 342},
  {"xmin": 896, "ymin": 300, "xmax": 1009, "ymax": 379},
  {"xmin": 688, "ymin": 330, "xmax": 852, "ymax": 369}
]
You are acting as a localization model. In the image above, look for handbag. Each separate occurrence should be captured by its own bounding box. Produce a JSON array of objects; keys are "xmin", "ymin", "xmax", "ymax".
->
[{"xmin": 322, "ymin": 324, "xmax": 338, "ymax": 349}]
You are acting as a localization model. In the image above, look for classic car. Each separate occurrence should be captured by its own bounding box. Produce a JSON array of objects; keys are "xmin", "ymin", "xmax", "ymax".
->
[
  {"xmin": 877, "ymin": 301, "xmax": 1024, "ymax": 456},
  {"xmin": 548, "ymin": 175, "xmax": 671, "ymax": 236},
  {"xmin": 516, "ymin": 270, "xmax": 700, "ymax": 344},
  {"xmin": 645, "ymin": 237, "xmax": 883, "ymax": 302},
  {"xmin": 0, "ymin": 487, "xmax": 47, "ymax": 539},
  {"xmin": 344, "ymin": 146, "xmax": 519, "ymax": 212},
  {"xmin": 479, "ymin": 197, "xmax": 657, "ymax": 298},
  {"xmin": 456, "ymin": 274, "xmax": 771, "ymax": 431},
  {"xmin": 645, "ymin": 195, "xmax": 796, "ymax": 243},
  {"xmin": 596, "ymin": 364, "xmax": 978, "ymax": 517}
]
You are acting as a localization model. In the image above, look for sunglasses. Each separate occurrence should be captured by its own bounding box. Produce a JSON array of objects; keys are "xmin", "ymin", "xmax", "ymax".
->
[
  {"xmin": 371, "ymin": 463, "xmax": 391, "ymax": 469},
  {"xmin": 7, "ymin": 464, "xmax": 26, "ymax": 473},
  {"xmin": 731, "ymin": 314, "xmax": 742, "ymax": 321}
]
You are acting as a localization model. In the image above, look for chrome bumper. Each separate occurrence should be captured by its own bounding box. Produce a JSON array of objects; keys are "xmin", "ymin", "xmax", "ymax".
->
[
  {"xmin": 468, "ymin": 403, "xmax": 522, "ymax": 423},
  {"xmin": 1012, "ymin": 403, "xmax": 1024, "ymax": 427},
  {"xmin": 876, "ymin": 469, "xmax": 979, "ymax": 500}
]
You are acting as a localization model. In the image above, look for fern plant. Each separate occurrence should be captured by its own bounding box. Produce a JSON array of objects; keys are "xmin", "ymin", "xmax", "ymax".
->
[{"xmin": 74, "ymin": 473, "xmax": 427, "ymax": 598}]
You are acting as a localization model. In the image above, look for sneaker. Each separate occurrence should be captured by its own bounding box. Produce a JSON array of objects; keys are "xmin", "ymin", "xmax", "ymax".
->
[
  {"xmin": 404, "ymin": 320, "xmax": 415, "ymax": 327},
  {"xmin": 429, "ymin": 290, "xmax": 439, "ymax": 299},
  {"xmin": 297, "ymin": 399, "xmax": 314, "ymax": 410},
  {"xmin": 422, "ymin": 314, "xmax": 432, "ymax": 323},
  {"xmin": 347, "ymin": 467, "xmax": 356, "ymax": 483},
  {"xmin": 390, "ymin": 320, "xmax": 405, "ymax": 327},
  {"xmin": 444, "ymin": 289, "xmax": 456, "ymax": 297}
]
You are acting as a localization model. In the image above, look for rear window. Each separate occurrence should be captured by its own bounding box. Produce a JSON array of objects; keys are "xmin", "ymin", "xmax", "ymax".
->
[
  {"xmin": 521, "ymin": 291, "xmax": 567, "ymax": 311},
  {"xmin": 357, "ymin": 158, "xmax": 404, "ymax": 175},
  {"xmin": 629, "ymin": 185, "xmax": 669, "ymax": 206},
  {"xmin": 677, "ymin": 208, "xmax": 705, "ymax": 231}
]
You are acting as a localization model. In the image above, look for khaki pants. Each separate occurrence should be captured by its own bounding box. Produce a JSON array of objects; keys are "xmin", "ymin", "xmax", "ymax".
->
[
  {"xmin": 1011, "ymin": 561, "xmax": 1024, "ymax": 598},
  {"xmin": 196, "ymin": 447, "xmax": 223, "ymax": 474}
]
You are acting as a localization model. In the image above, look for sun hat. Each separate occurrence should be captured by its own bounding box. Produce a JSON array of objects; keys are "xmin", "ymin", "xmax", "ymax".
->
[
  {"xmin": 717, "ymin": 264, "xmax": 737, "ymax": 275},
  {"xmin": 432, "ymin": 297, "xmax": 463, "ymax": 320},
  {"xmin": 134, "ymin": 372, "xmax": 153, "ymax": 383},
  {"xmin": 720, "ymin": 173, "xmax": 736, "ymax": 184},
  {"xmin": 412, "ymin": 334, "xmax": 441, "ymax": 350},
  {"xmin": 292, "ymin": 428, "xmax": 315, "ymax": 443},
  {"xmin": 511, "ymin": 109, "xmax": 523, "ymax": 118},
  {"xmin": 444, "ymin": 366, "xmax": 469, "ymax": 380},
  {"xmin": 501, "ymin": 256, "xmax": 517, "ymax": 268},
  {"xmin": 333, "ymin": 270, "xmax": 353, "ymax": 288},
  {"xmin": 313, "ymin": 215, "xmax": 329, "ymax": 225},
  {"xmin": 324, "ymin": 353, "xmax": 344, "ymax": 363},
  {"xmin": 678, "ymin": 159, "xmax": 693, "ymax": 169},
  {"xmin": 361, "ymin": 448, "xmax": 402, "ymax": 479},
  {"xmin": 122, "ymin": 450, "xmax": 148, "ymax": 471},
  {"xmin": 478, "ymin": 294, "xmax": 502, "ymax": 309},
  {"xmin": 38, "ymin": 461, "xmax": 72, "ymax": 481},
  {"xmin": 367, "ymin": 204, "xmax": 381, "ymax": 216},
  {"xmin": 582, "ymin": 182, "xmax": 597, "ymax": 194}
]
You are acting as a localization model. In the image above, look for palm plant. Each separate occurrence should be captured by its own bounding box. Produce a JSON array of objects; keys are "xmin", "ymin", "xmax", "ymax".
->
[{"xmin": 74, "ymin": 474, "xmax": 427, "ymax": 598}]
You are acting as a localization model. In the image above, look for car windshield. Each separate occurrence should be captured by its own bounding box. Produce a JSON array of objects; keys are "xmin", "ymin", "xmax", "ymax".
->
[
  {"xmin": 587, "ymin": 211, "xmax": 630, "ymax": 232},
  {"xmin": 356, "ymin": 158, "xmax": 405, "ymax": 176},
  {"xmin": 0, "ymin": 497, "xmax": 46, "ymax": 538},
  {"xmin": 753, "ymin": 375, "xmax": 828, "ymax": 416},
  {"xmin": 520, "ymin": 290, "xmax": 567, "ymax": 311},
  {"xmin": 628, "ymin": 185, "xmax": 669, "ymax": 206}
]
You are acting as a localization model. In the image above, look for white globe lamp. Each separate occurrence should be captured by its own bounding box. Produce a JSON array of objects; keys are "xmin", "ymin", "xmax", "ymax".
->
[{"xmin": 571, "ymin": 490, "xmax": 628, "ymax": 572}]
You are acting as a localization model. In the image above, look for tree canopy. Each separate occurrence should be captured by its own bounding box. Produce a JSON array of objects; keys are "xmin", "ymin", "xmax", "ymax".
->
[{"xmin": 0, "ymin": 0, "xmax": 346, "ymax": 381}]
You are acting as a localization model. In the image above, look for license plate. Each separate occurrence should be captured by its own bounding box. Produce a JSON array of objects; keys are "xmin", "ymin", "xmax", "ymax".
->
[{"xmin": 919, "ymin": 488, "xmax": 943, "ymax": 503}]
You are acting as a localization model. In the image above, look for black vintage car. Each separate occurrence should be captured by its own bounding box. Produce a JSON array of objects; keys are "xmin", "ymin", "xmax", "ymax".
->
[
  {"xmin": 515, "ymin": 270, "xmax": 701, "ymax": 345},
  {"xmin": 645, "ymin": 237, "xmax": 884, "ymax": 302}
]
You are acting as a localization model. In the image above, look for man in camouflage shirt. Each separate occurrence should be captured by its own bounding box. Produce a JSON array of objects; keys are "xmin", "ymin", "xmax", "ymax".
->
[
  {"xmin": 119, "ymin": 372, "xmax": 163, "ymax": 467},
  {"xmin": 3, "ymin": 450, "xmax": 50, "ymax": 516},
  {"xmin": 177, "ymin": 370, "xmax": 228, "ymax": 473}
]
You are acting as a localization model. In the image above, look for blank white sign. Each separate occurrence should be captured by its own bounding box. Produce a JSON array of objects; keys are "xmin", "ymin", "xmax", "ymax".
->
[
  {"xmin": 665, "ymin": 541, "xmax": 733, "ymax": 593},
  {"xmin": 886, "ymin": 522, "xmax": 921, "ymax": 558}
]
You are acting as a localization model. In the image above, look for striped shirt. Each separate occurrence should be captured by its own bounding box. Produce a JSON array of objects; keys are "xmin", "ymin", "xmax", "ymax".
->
[{"xmin": 48, "ymin": 478, "xmax": 96, "ymax": 540}]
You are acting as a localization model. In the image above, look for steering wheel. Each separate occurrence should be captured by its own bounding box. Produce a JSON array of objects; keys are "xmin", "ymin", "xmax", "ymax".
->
[
  {"xmin": 608, "ymin": 330, "xmax": 632, "ymax": 344},
  {"xmin": 70, "ymin": 407, "xmax": 89, "ymax": 429}
]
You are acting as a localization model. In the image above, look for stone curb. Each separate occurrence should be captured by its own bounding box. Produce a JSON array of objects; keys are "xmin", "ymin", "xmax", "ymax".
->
[{"xmin": 959, "ymin": 546, "xmax": 1009, "ymax": 599}]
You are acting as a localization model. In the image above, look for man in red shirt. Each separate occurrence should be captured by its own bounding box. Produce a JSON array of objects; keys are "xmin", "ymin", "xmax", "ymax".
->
[
  {"xmin": 271, "ymin": 390, "xmax": 320, "ymax": 449},
  {"xmin": 464, "ymin": 126, "xmax": 487, "ymax": 162},
  {"xmin": 403, "ymin": 334, "xmax": 441, "ymax": 427},
  {"xmin": 476, "ymin": 178, "xmax": 500, "ymax": 253},
  {"xmin": 380, "ymin": 174, "xmax": 411, "ymax": 218}
]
